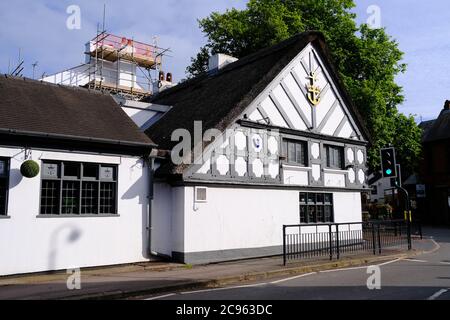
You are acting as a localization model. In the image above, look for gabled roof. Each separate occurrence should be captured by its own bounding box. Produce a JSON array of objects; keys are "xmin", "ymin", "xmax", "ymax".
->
[
  {"xmin": 423, "ymin": 100, "xmax": 450, "ymax": 143},
  {"xmin": 144, "ymin": 31, "xmax": 371, "ymax": 174},
  {"xmin": 0, "ymin": 75, "xmax": 154, "ymax": 149}
]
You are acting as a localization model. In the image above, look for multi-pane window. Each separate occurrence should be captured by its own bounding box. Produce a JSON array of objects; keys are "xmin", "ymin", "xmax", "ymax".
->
[
  {"xmin": 325, "ymin": 145, "xmax": 344, "ymax": 169},
  {"xmin": 40, "ymin": 161, "xmax": 117, "ymax": 215},
  {"xmin": 0, "ymin": 158, "xmax": 10, "ymax": 216},
  {"xmin": 299, "ymin": 192, "xmax": 333, "ymax": 223},
  {"xmin": 282, "ymin": 139, "xmax": 307, "ymax": 166}
]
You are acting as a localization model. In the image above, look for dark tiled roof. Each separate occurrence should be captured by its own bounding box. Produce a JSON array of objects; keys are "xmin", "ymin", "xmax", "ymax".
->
[
  {"xmin": 423, "ymin": 100, "xmax": 450, "ymax": 143},
  {"xmin": 0, "ymin": 75, "xmax": 154, "ymax": 147},
  {"xmin": 144, "ymin": 31, "xmax": 371, "ymax": 174}
]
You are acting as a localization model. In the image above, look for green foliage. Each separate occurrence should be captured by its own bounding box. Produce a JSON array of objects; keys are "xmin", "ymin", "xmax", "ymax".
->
[
  {"xmin": 187, "ymin": 0, "xmax": 422, "ymax": 175},
  {"xmin": 20, "ymin": 160, "xmax": 40, "ymax": 178}
]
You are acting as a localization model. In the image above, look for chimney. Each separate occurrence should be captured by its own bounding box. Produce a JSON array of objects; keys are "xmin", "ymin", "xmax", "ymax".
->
[
  {"xmin": 158, "ymin": 71, "xmax": 165, "ymax": 81},
  {"xmin": 208, "ymin": 53, "xmax": 238, "ymax": 71},
  {"xmin": 444, "ymin": 100, "xmax": 450, "ymax": 110},
  {"xmin": 153, "ymin": 71, "xmax": 176, "ymax": 95}
]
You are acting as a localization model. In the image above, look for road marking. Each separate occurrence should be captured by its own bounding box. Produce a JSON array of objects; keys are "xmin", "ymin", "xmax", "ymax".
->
[
  {"xmin": 319, "ymin": 266, "xmax": 367, "ymax": 273},
  {"xmin": 145, "ymin": 293, "xmax": 176, "ymax": 300},
  {"xmin": 270, "ymin": 272, "xmax": 316, "ymax": 284},
  {"xmin": 377, "ymin": 258, "xmax": 402, "ymax": 266},
  {"xmin": 440, "ymin": 261, "xmax": 450, "ymax": 265},
  {"xmin": 403, "ymin": 258, "xmax": 428, "ymax": 263},
  {"xmin": 179, "ymin": 282, "xmax": 267, "ymax": 295},
  {"xmin": 427, "ymin": 288, "xmax": 449, "ymax": 301},
  {"xmin": 318, "ymin": 258, "xmax": 403, "ymax": 274},
  {"xmin": 423, "ymin": 239, "xmax": 441, "ymax": 254}
]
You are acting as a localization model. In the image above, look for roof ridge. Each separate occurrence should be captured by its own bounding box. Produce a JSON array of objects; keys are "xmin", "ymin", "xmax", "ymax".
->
[{"xmin": 1, "ymin": 74, "xmax": 110, "ymax": 97}]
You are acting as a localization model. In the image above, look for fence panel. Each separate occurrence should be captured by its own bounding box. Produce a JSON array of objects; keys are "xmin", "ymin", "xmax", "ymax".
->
[{"xmin": 283, "ymin": 220, "xmax": 412, "ymax": 265}]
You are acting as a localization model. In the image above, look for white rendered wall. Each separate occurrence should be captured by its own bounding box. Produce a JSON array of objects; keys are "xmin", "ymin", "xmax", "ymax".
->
[
  {"xmin": 181, "ymin": 186, "xmax": 362, "ymax": 254},
  {"xmin": 0, "ymin": 146, "xmax": 151, "ymax": 276},
  {"xmin": 333, "ymin": 192, "xmax": 362, "ymax": 223},
  {"xmin": 41, "ymin": 60, "xmax": 145, "ymax": 91},
  {"xmin": 152, "ymin": 183, "xmax": 174, "ymax": 256}
]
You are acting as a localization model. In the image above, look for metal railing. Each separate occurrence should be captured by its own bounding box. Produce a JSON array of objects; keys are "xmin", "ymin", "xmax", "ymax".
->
[{"xmin": 283, "ymin": 220, "xmax": 413, "ymax": 265}]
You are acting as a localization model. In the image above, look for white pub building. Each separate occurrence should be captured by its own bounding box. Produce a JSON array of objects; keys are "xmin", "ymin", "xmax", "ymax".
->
[{"xmin": 0, "ymin": 31, "xmax": 370, "ymax": 275}]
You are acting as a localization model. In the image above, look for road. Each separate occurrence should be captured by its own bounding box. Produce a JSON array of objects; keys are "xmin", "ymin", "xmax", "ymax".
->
[{"xmin": 145, "ymin": 228, "xmax": 450, "ymax": 300}]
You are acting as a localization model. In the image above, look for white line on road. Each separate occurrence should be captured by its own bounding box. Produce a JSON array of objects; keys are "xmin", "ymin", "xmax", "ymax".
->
[
  {"xmin": 428, "ymin": 239, "xmax": 441, "ymax": 254},
  {"xmin": 377, "ymin": 258, "xmax": 403, "ymax": 266},
  {"xmin": 427, "ymin": 288, "xmax": 449, "ymax": 301},
  {"xmin": 403, "ymin": 259, "xmax": 428, "ymax": 263},
  {"xmin": 440, "ymin": 261, "xmax": 450, "ymax": 265},
  {"xmin": 270, "ymin": 272, "xmax": 316, "ymax": 284},
  {"xmin": 319, "ymin": 266, "xmax": 367, "ymax": 273},
  {"xmin": 145, "ymin": 293, "xmax": 176, "ymax": 300},
  {"xmin": 318, "ymin": 258, "xmax": 403, "ymax": 274},
  {"xmin": 179, "ymin": 282, "xmax": 267, "ymax": 295}
]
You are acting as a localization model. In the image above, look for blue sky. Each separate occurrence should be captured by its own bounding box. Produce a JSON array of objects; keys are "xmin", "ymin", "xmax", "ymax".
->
[{"xmin": 0, "ymin": 0, "xmax": 448, "ymax": 121}]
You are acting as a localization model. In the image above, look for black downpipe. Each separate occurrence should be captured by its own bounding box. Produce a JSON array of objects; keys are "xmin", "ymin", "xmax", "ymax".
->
[{"xmin": 147, "ymin": 155, "xmax": 155, "ymax": 258}]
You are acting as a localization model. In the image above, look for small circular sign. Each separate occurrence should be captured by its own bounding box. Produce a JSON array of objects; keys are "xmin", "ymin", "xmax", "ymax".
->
[{"xmin": 252, "ymin": 135, "xmax": 263, "ymax": 152}]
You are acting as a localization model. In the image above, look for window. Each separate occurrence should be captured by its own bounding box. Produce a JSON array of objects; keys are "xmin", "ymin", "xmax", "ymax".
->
[
  {"xmin": 0, "ymin": 158, "xmax": 10, "ymax": 216},
  {"xmin": 40, "ymin": 161, "xmax": 118, "ymax": 215},
  {"xmin": 299, "ymin": 192, "xmax": 333, "ymax": 223},
  {"xmin": 325, "ymin": 145, "xmax": 344, "ymax": 169},
  {"xmin": 282, "ymin": 139, "xmax": 307, "ymax": 166}
]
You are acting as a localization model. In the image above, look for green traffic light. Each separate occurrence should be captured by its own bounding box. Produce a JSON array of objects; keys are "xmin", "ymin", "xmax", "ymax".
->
[{"xmin": 386, "ymin": 169, "xmax": 392, "ymax": 175}]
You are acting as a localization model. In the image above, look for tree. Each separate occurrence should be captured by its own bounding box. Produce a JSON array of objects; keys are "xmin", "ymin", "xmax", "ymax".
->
[{"xmin": 187, "ymin": 0, "xmax": 422, "ymax": 176}]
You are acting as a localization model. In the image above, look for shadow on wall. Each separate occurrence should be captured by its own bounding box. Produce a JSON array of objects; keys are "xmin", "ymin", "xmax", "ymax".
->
[
  {"xmin": 48, "ymin": 224, "xmax": 82, "ymax": 271},
  {"xmin": 121, "ymin": 159, "xmax": 150, "ymax": 259},
  {"xmin": 8, "ymin": 169, "xmax": 23, "ymax": 189}
]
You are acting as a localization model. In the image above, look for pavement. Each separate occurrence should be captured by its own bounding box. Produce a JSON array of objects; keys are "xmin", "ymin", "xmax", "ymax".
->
[{"xmin": 0, "ymin": 232, "xmax": 437, "ymax": 300}]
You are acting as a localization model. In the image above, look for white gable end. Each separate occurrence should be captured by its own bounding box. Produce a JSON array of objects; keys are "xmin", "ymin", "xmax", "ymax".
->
[{"xmin": 244, "ymin": 44, "xmax": 362, "ymax": 140}]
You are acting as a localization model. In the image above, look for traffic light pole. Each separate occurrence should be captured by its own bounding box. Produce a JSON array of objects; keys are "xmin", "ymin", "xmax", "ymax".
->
[
  {"xmin": 381, "ymin": 146, "xmax": 412, "ymax": 249},
  {"xmin": 395, "ymin": 182, "xmax": 412, "ymax": 250}
]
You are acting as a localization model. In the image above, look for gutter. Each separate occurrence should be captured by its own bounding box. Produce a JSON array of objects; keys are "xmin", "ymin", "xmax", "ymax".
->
[{"xmin": 0, "ymin": 127, "xmax": 157, "ymax": 149}]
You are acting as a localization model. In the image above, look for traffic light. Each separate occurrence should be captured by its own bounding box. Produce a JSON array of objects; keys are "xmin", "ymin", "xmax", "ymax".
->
[{"xmin": 380, "ymin": 147, "xmax": 397, "ymax": 178}]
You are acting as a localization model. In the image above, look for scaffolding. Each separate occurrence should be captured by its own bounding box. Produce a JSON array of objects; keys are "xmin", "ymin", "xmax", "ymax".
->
[
  {"xmin": 85, "ymin": 31, "xmax": 170, "ymax": 100},
  {"xmin": 41, "ymin": 31, "xmax": 171, "ymax": 101}
]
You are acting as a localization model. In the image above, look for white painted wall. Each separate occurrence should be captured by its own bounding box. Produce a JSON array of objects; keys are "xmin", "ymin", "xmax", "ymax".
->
[
  {"xmin": 324, "ymin": 172, "xmax": 346, "ymax": 188},
  {"xmin": 0, "ymin": 146, "xmax": 151, "ymax": 276},
  {"xmin": 171, "ymin": 187, "xmax": 185, "ymax": 253},
  {"xmin": 180, "ymin": 186, "xmax": 362, "ymax": 254},
  {"xmin": 152, "ymin": 183, "xmax": 173, "ymax": 256},
  {"xmin": 333, "ymin": 192, "xmax": 362, "ymax": 223},
  {"xmin": 41, "ymin": 60, "xmax": 146, "ymax": 91},
  {"xmin": 283, "ymin": 169, "xmax": 309, "ymax": 185}
]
